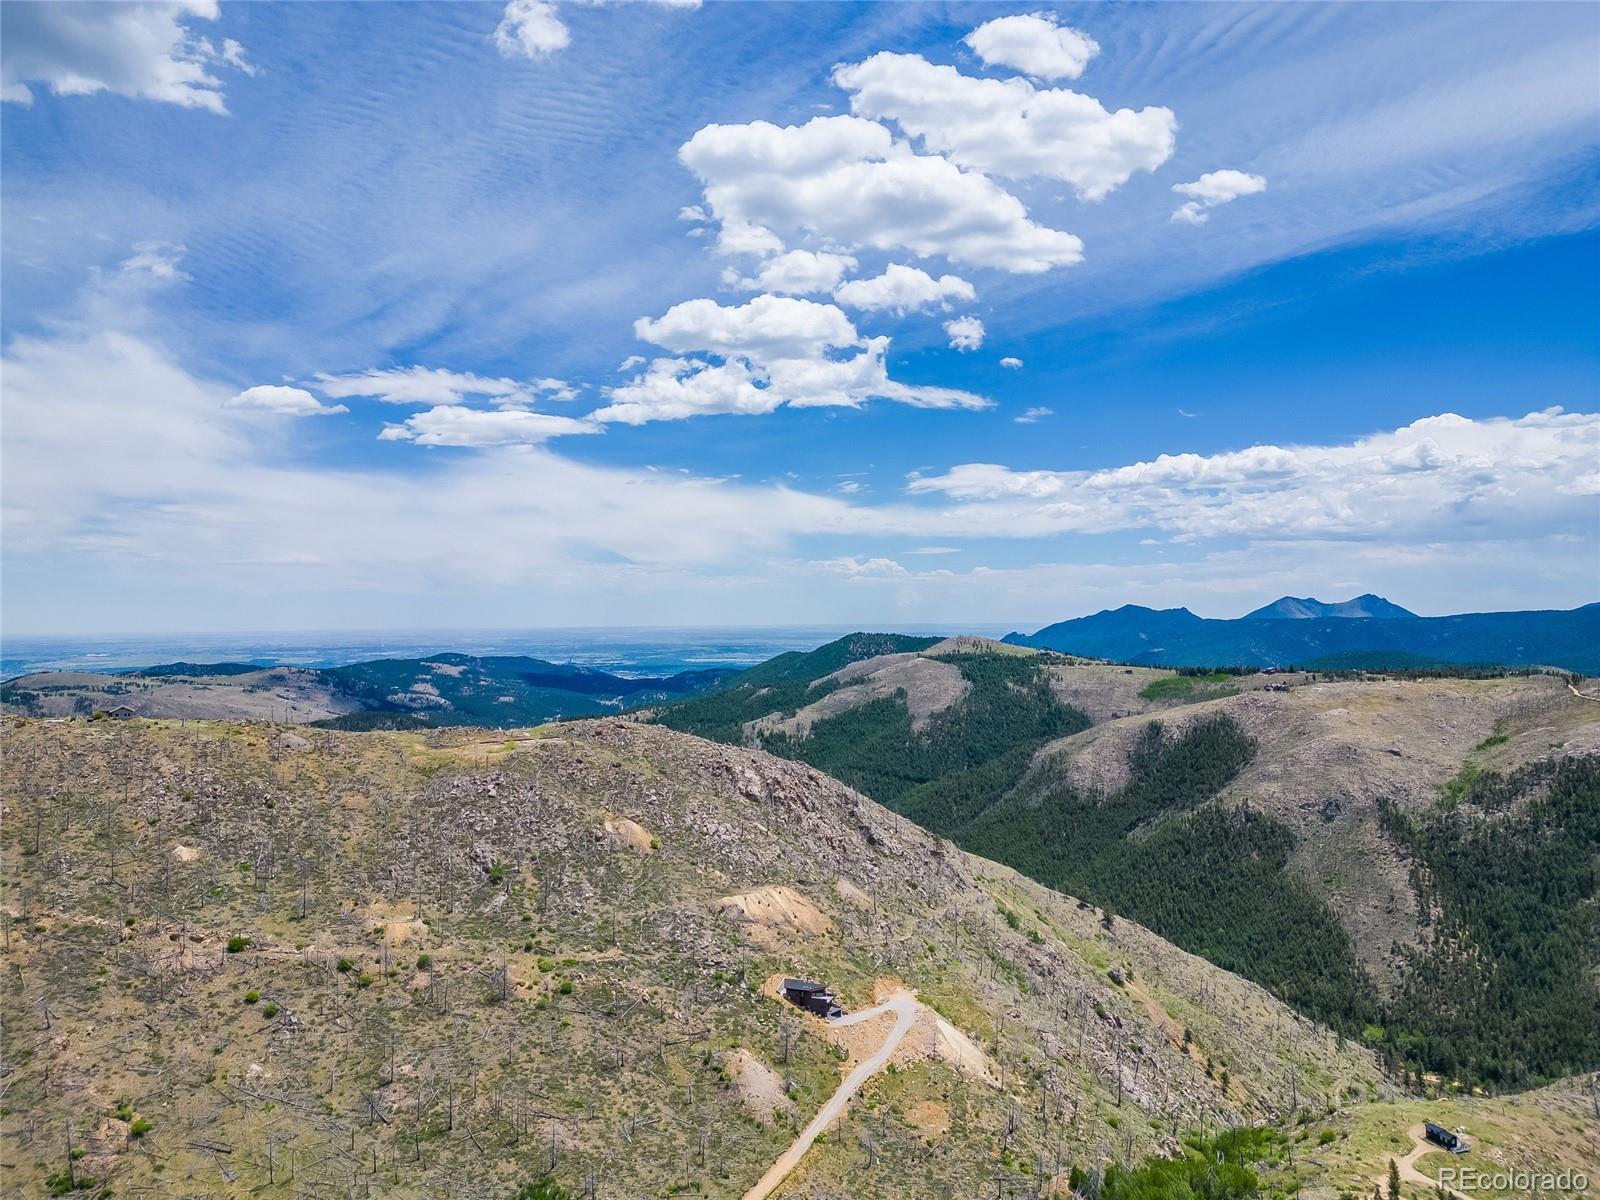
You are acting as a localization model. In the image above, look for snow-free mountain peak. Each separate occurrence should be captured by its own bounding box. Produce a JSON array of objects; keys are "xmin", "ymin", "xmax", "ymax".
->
[{"xmin": 1244, "ymin": 593, "xmax": 1419, "ymax": 620}]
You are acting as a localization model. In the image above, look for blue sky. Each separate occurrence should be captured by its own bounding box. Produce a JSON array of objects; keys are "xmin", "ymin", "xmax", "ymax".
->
[{"xmin": 2, "ymin": 1, "xmax": 1597, "ymax": 634}]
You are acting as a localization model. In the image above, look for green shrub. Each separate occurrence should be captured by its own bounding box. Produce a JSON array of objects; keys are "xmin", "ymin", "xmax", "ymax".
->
[
  {"xmin": 129, "ymin": 1117, "xmax": 152, "ymax": 1138},
  {"xmin": 262, "ymin": 1002, "xmax": 280, "ymax": 1018},
  {"xmin": 510, "ymin": 1180, "xmax": 572, "ymax": 1200},
  {"xmin": 336, "ymin": 957, "xmax": 354, "ymax": 973},
  {"xmin": 416, "ymin": 953, "xmax": 432, "ymax": 969},
  {"xmin": 243, "ymin": 990, "xmax": 259, "ymax": 1005},
  {"xmin": 226, "ymin": 936, "xmax": 250, "ymax": 953},
  {"xmin": 46, "ymin": 1168, "xmax": 94, "ymax": 1195}
]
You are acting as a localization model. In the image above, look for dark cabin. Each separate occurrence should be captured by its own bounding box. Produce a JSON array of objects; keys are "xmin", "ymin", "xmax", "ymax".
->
[
  {"xmin": 105, "ymin": 705, "xmax": 137, "ymax": 720},
  {"xmin": 781, "ymin": 978, "xmax": 844, "ymax": 1020},
  {"xmin": 1423, "ymin": 1122, "xmax": 1469, "ymax": 1154}
]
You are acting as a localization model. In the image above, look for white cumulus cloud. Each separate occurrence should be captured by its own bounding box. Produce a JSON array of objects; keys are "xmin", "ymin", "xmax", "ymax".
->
[
  {"xmin": 494, "ymin": 0, "xmax": 571, "ymax": 59},
  {"xmin": 226, "ymin": 385, "xmax": 347, "ymax": 417},
  {"xmin": 495, "ymin": 0, "xmax": 701, "ymax": 62},
  {"xmin": 944, "ymin": 315, "xmax": 985, "ymax": 352},
  {"xmin": 833, "ymin": 264, "xmax": 975, "ymax": 315},
  {"xmin": 1000, "ymin": 357, "xmax": 1024, "ymax": 370},
  {"xmin": 963, "ymin": 12, "xmax": 1099, "ymax": 81},
  {"xmin": 726, "ymin": 249, "xmax": 858, "ymax": 295},
  {"xmin": 1171, "ymin": 169, "xmax": 1268, "ymax": 224},
  {"xmin": 833, "ymin": 52, "xmax": 1175, "ymax": 202},
  {"xmin": 905, "ymin": 408, "xmax": 1600, "ymax": 544},
  {"xmin": 1013, "ymin": 406, "xmax": 1052, "ymax": 424},
  {"xmin": 592, "ymin": 294, "xmax": 990, "ymax": 424},
  {"xmin": 678, "ymin": 115, "xmax": 1083, "ymax": 273},
  {"xmin": 1, "ymin": 1, "xmax": 248, "ymax": 113}
]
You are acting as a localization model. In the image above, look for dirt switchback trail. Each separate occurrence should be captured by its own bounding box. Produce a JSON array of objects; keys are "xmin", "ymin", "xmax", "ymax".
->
[
  {"xmin": 741, "ymin": 992, "xmax": 920, "ymax": 1200},
  {"xmin": 1376, "ymin": 1124, "xmax": 1472, "ymax": 1200}
]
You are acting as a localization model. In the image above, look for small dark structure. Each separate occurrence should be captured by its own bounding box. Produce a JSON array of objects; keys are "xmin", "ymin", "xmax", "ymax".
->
[
  {"xmin": 1424, "ymin": 1122, "xmax": 1469, "ymax": 1154},
  {"xmin": 782, "ymin": 978, "xmax": 844, "ymax": 1020},
  {"xmin": 105, "ymin": 705, "xmax": 137, "ymax": 720}
]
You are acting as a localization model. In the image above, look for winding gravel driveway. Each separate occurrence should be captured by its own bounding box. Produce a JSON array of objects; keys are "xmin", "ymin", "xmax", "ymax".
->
[
  {"xmin": 1377, "ymin": 1124, "xmax": 1471, "ymax": 1200},
  {"xmin": 740, "ymin": 991, "xmax": 919, "ymax": 1200}
]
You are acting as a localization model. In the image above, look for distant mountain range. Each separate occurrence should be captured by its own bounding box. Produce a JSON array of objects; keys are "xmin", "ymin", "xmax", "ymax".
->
[
  {"xmin": 0, "ymin": 652, "xmax": 735, "ymax": 727},
  {"xmin": 1004, "ymin": 596, "xmax": 1600, "ymax": 672}
]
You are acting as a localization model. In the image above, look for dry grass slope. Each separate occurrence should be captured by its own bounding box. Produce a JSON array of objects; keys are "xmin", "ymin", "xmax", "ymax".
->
[{"xmin": 4, "ymin": 716, "xmax": 1397, "ymax": 1199}]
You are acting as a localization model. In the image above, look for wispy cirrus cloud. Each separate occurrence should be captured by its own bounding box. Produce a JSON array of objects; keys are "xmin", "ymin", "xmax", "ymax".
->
[
  {"xmin": 226, "ymin": 385, "xmax": 347, "ymax": 417},
  {"xmin": 315, "ymin": 366, "xmax": 576, "ymax": 407},
  {"xmin": 377, "ymin": 405, "xmax": 599, "ymax": 446}
]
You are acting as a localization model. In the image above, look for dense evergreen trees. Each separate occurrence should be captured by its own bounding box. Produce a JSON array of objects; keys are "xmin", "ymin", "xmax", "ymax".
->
[
  {"xmin": 1379, "ymin": 755, "xmax": 1600, "ymax": 1088},
  {"xmin": 959, "ymin": 716, "xmax": 1377, "ymax": 1034},
  {"xmin": 655, "ymin": 633, "xmax": 939, "ymax": 744},
  {"xmin": 760, "ymin": 654, "xmax": 1090, "ymax": 815}
]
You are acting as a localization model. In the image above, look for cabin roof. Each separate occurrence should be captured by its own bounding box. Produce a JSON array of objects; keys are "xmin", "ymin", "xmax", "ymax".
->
[{"xmin": 782, "ymin": 978, "xmax": 828, "ymax": 993}]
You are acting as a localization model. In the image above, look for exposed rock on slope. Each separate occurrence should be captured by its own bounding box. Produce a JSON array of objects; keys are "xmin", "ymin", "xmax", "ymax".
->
[{"xmin": 715, "ymin": 884, "xmax": 833, "ymax": 945}]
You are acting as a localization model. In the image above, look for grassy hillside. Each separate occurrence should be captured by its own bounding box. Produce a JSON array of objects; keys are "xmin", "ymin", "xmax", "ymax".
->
[{"xmin": 3, "ymin": 714, "xmax": 1400, "ymax": 1200}]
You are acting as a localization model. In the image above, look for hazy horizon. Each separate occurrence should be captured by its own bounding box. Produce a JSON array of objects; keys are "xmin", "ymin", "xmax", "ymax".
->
[{"xmin": 4, "ymin": 590, "xmax": 1593, "ymax": 643}]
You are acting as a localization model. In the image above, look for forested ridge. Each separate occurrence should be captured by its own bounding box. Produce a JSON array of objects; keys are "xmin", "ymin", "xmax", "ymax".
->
[
  {"xmin": 761, "ymin": 653, "xmax": 1091, "ymax": 815},
  {"xmin": 657, "ymin": 638, "xmax": 1600, "ymax": 1090},
  {"xmin": 652, "ymin": 632, "xmax": 940, "ymax": 744}
]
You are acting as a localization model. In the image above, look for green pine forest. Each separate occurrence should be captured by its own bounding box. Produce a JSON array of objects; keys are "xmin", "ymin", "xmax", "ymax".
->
[
  {"xmin": 656, "ymin": 640, "xmax": 1600, "ymax": 1091},
  {"xmin": 1378, "ymin": 754, "xmax": 1600, "ymax": 1089}
]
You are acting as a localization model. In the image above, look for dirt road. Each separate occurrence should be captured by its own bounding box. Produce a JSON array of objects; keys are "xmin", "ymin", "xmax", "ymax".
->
[
  {"xmin": 740, "ymin": 991, "xmax": 919, "ymax": 1200},
  {"xmin": 1376, "ymin": 1124, "xmax": 1471, "ymax": 1200}
]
